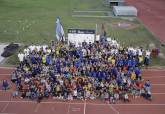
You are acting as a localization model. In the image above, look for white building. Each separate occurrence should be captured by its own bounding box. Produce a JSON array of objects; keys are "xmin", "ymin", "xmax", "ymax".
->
[{"xmin": 113, "ymin": 6, "xmax": 138, "ymax": 16}]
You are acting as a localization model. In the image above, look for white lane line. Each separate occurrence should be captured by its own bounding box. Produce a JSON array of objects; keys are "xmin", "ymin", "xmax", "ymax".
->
[
  {"xmin": 72, "ymin": 107, "xmax": 80, "ymax": 111},
  {"xmin": 0, "ymin": 100, "xmax": 165, "ymax": 106},
  {"xmin": 0, "ymin": 67, "xmax": 16, "ymax": 70},
  {"xmin": 67, "ymin": 103, "xmax": 70, "ymax": 114},
  {"xmin": 152, "ymin": 93, "xmax": 165, "ymax": 95},
  {"xmin": 51, "ymin": 106, "xmax": 55, "ymax": 111},
  {"xmin": 83, "ymin": 100, "xmax": 86, "ymax": 114},
  {"xmin": 0, "ymin": 113, "xmax": 16, "ymax": 114},
  {"xmin": 152, "ymin": 84, "xmax": 165, "ymax": 86},
  {"xmin": 143, "ymin": 76, "xmax": 165, "ymax": 79},
  {"xmin": 0, "ymin": 74, "xmax": 11, "ymax": 76},
  {"xmin": 110, "ymin": 105, "xmax": 119, "ymax": 114},
  {"xmin": 0, "ymin": 90, "xmax": 13, "ymax": 92},
  {"xmin": 88, "ymin": 103, "xmax": 165, "ymax": 106},
  {"xmin": 34, "ymin": 103, "xmax": 40, "ymax": 112},
  {"xmin": 1, "ymin": 102, "xmax": 9, "ymax": 112},
  {"xmin": 142, "ymin": 69, "xmax": 165, "ymax": 71}
]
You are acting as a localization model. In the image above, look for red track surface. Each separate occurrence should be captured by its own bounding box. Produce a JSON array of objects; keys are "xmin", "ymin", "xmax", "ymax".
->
[
  {"xmin": 0, "ymin": 67, "xmax": 165, "ymax": 114},
  {"xmin": 126, "ymin": 0, "xmax": 165, "ymax": 43}
]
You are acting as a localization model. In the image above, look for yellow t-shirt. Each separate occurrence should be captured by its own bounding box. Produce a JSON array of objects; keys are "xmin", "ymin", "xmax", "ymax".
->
[
  {"xmin": 42, "ymin": 55, "xmax": 46, "ymax": 64},
  {"xmin": 88, "ymin": 83, "xmax": 92, "ymax": 89},
  {"xmin": 109, "ymin": 84, "xmax": 114, "ymax": 92},
  {"xmin": 108, "ymin": 56, "xmax": 112, "ymax": 62},
  {"xmin": 111, "ymin": 59, "xmax": 116, "ymax": 65},
  {"xmin": 83, "ymin": 86, "xmax": 87, "ymax": 91},
  {"xmin": 131, "ymin": 72, "xmax": 136, "ymax": 80},
  {"xmin": 24, "ymin": 66, "xmax": 29, "ymax": 72},
  {"xmin": 139, "ymin": 56, "xmax": 143, "ymax": 63}
]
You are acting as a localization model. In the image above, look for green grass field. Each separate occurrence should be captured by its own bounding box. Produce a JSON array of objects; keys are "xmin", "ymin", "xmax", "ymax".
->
[
  {"xmin": 0, "ymin": 0, "xmax": 108, "ymax": 44},
  {"xmin": 0, "ymin": 0, "xmax": 165, "ymax": 66}
]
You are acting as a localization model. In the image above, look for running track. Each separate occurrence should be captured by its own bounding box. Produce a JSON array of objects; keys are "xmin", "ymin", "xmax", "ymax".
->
[
  {"xmin": 0, "ymin": 67, "xmax": 165, "ymax": 114},
  {"xmin": 126, "ymin": 0, "xmax": 165, "ymax": 43}
]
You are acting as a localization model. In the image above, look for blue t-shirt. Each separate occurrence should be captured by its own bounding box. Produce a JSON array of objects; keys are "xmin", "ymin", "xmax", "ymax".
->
[
  {"xmin": 31, "ymin": 56, "xmax": 36, "ymax": 64},
  {"xmin": 38, "ymin": 56, "xmax": 42, "ymax": 63},
  {"xmin": 75, "ymin": 59, "xmax": 81, "ymax": 68},
  {"xmin": 112, "ymin": 67, "xmax": 118, "ymax": 77},
  {"xmin": 135, "ymin": 68, "xmax": 141, "ymax": 76},
  {"xmin": 132, "ymin": 59, "xmax": 137, "ymax": 67},
  {"xmin": 3, "ymin": 81, "xmax": 9, "ymax": 87},
  {"xmin": 145, "ymin": 82, "xmax": 151, "ymax": 88},
  {"xmin": 128, "ymin": 59, "xmax": 132, "ymax": 67},
  {"xmin": 46, "ymin": 55, "xmax": 50, "ymax": 65},
  {"xmin": 118, "ymin": 59, "xmax": 124, "ymax": 66},
  {"xmin": 123, "ymin": 59, "xmax": 128, "ymax": 66},
  {"xmin": 91, "ymin": 71, "xmax": 96, "ymax": 77}
]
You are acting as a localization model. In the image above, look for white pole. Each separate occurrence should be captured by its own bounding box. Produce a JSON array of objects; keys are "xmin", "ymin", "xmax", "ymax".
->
[
  {"xmin": 95, "ymin": 24, "xmax": 98, "ymax": 41},
  {"xmin": 96, "ymin": 24, "xmax": 98, "ymax": 35}
]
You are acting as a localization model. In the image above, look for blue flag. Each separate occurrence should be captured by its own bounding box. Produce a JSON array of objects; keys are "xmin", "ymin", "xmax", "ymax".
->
[{"xmin": 56, "ymin": 17, "xmax": 65, "ymax": 41}]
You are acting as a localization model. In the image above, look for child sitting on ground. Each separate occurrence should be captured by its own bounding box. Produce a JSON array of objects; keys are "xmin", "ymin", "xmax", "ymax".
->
[
  {"xmin": 124, "ymin": 93, "xmax": 129, "ymax": 102},
  {"xmin": 12, "ymin": 90, "xmax": 18, "ymax": 98},
  {"xmin": 2, "ymin": 80, "xmax": 9, "ymax": 90}
]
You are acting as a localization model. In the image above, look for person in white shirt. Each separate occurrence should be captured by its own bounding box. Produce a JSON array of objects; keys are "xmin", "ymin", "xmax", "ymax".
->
[
  {"xmin": 36, "ymin": 45, "xmax": 41, "ymax": 52},
  {"xmin": 73, "ymin": 89, "xmax": 77, "ymax": 99},
  {"xmin": 146, "ymin": 50, "xmax": 151, "ymax": 57},
  {"xmin": 42, "ymin": 45, "xmax": 48, "ymax": 53},
  {"xmin": 46, "ymin": 48, "xmax": 51, "ymax": 54},
  {"xmin": 132, "ymin": 48, "xmax": 137, "ymax": 56},
  {"xmin": 138, "ymin": 48, "xmax": 143, "ymax": 56},
  {"xmin": 114, "ymin": 49, "xmax": 118, "ymax": 55},
  {"xmin": 111, "ymin": 49, "xmax": 115, "ymax": 55},
  {"xmin": 24, "ymin": 77, "xmax": 30, "ymax": 83},
  {"xmin": 85, "ymin": 90, "xmax": 91, "ymax": 99},
  {"xmin": 124, "ymin": 93, "xmax": 129, "ymax": 102},
  {"xmin": 82, "ymin": 48, "xmax": 87, "ymax": 57},
  {"xmin": 28, "ymin": 45, "xmax": 35, "ymax": 52},
  {"xmin": 144, "ymin": 50, "xmax": 151, "ymax": 68},
  {"xmin": 23, "ymin": 48, "xmax": 30, "ymax": 57},
  {"xmin": 68, "ymin": 92, "xmax": 73, "ymax": 101},
  {"xmin": 18, "ymin": 52, "xmax": 25, "ymax": 62}
]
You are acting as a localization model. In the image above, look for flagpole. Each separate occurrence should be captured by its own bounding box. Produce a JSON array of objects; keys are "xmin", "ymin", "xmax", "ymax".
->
[{"xmin": 95, "ymin": 24, "xmax": 98, "ymax": 41}]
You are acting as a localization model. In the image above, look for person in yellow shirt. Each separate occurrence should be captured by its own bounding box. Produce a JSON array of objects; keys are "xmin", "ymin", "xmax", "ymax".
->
[
  {"xmin": 111, "ymin": 57, "xmax": 116, "ymax": 65},
  {"xmin": 109, "ymin": 83, "xmax": 114, "ymax": 94},
  {"xmin": 131, "ymin": 71, "xmax": 136, "ymax": 80},
  {"xmin": 88, "ymin": 83, "xmax": 92, "ymax": 89},
  {"xmin": 83, "ymin": 85, "xmax": 88, "ymax": 91},
  {"xmin": 42, "ymin": 55, "xmax": 46, "ymax": 64},
  {"xmin": 138, "ymin": 56, "xmax": 143, "ymax": 65},
  {"xmin": 108, "ymin": 56, "xmax": 113, "ymax": 62},
  {"xmin": 23, "ymin": 65, "xmax": 30, "ymax": 72},
  {"xmin": 55, "ymin": 48, "xmax": 60, "ymax": 56}
]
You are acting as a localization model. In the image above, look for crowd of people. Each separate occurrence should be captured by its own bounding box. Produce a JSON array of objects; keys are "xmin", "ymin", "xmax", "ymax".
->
[{"xmin": 10, "ymin": 38, "xmax": 152, "ymax": 103}]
